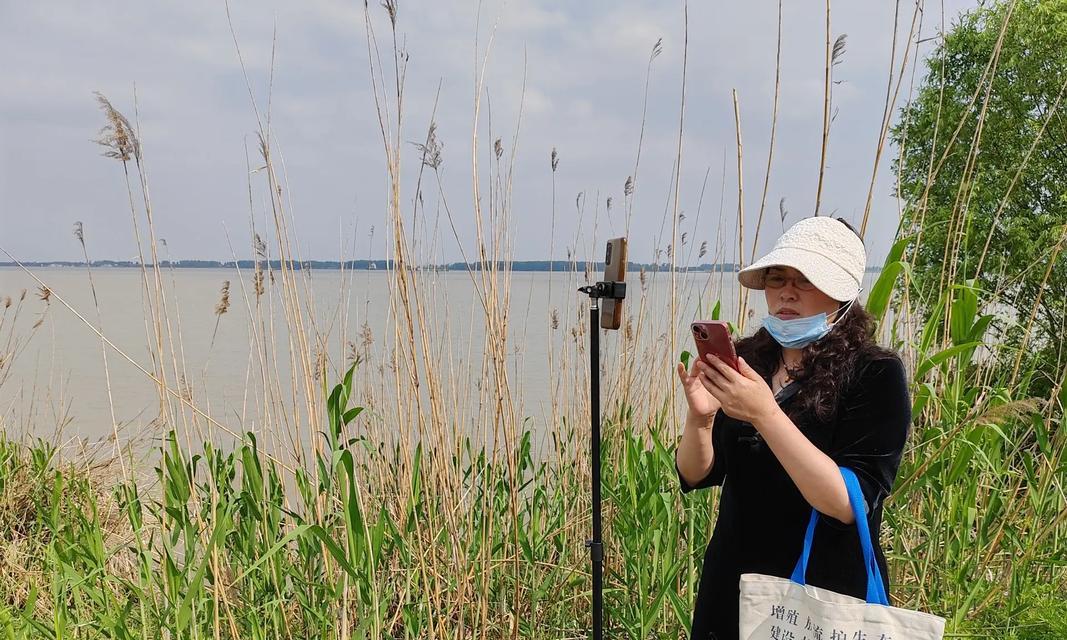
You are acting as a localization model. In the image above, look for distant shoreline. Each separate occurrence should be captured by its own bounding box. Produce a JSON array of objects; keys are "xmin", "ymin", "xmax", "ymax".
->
[{"xmin": 1, "ymin": 260, "xmax": 884, "ymax": 273}]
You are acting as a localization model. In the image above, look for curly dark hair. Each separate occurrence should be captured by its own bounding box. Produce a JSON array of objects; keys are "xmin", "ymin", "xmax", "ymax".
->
[
  {"xmin": 735, "ymin": 303, "xmax": 898, "ymax": 424},
  {"xmin": 734, "ymin": 218, "xmax": 901, "ymax": 424}
]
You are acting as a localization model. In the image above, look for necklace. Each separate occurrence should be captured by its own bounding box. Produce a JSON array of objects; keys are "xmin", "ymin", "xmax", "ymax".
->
[{"xmin": 773, "ymin": 353, "xmax": 795, "ymax": 394}]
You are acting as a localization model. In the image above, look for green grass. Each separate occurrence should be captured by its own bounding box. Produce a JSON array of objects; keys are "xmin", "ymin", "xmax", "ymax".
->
[{"xmin": 0, "ymin": 325, "xmax": 1063, "ymax": 638}]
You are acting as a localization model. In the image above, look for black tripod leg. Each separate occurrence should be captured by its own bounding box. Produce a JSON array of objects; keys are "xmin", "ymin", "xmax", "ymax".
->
[{"xmin": 588, "ymin": 304, "xmax": 604, "ymax": 640}]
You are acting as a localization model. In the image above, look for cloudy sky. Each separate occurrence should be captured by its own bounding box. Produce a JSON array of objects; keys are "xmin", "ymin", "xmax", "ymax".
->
[{"xmin": 1, "ymin": 0, "xmax": 977, "ymax": 265}]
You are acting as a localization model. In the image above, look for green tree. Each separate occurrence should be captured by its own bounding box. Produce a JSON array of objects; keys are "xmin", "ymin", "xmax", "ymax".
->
[{"xmin": 892, "ymin": 0, "xmax": 1067, "ymax": 396}]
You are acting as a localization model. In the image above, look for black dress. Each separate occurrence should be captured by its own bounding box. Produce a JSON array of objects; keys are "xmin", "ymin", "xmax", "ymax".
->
[{"xmin": 676, "ymin": 356, "xmax": 911, "ymax": 640}]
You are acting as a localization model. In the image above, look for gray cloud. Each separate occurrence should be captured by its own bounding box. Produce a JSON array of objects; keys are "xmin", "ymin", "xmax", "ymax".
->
[{"xmin": 1, "ymin": 0, "xmax": 977, "ymax": 265}]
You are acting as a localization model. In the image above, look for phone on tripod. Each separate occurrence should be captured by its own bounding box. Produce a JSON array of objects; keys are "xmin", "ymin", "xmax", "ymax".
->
[{"xmin": 600, "ymin": 238, "xmax": 627, "ymax": 330}]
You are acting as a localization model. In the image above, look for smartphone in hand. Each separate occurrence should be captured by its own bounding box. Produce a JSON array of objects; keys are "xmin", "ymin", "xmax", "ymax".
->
[{"xmin": 690, "ymin": 321, "xmax": 739, "ymax": 371}]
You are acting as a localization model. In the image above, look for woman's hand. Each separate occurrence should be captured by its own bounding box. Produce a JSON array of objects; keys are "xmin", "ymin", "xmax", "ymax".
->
[
  {"xmin": 676, "ymin": 358, "xmax": 722, "ymax": 419},
  {"xmin": 698, "ymin": 354, "xmax": 781, "ymax": 427}
]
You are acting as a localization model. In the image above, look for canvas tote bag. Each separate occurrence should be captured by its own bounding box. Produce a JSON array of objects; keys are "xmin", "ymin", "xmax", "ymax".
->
[{"xmin": 739, "ymin": 467, "xmax": 945, "ymax": 640}]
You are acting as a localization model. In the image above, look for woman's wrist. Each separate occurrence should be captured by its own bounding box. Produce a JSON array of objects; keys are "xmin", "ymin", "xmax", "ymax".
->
[
  {"xmin": 752, "ymin": 405, "xmax": 786, "ymax": 432},
  {"xmin": 686, "ymin": 407, "xmax": 717, "ymax": 429}
]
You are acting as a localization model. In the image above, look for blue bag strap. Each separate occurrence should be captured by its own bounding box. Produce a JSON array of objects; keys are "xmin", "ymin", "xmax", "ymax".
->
[{"xmin": 789, "ymin": 467, "xmax": 889, "ymax": 605}]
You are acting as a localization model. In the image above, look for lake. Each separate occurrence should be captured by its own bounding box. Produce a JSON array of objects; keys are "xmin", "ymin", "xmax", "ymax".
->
[{"xmin": 0, "ymin": 266, "xmax": 886, "ymax": 454}]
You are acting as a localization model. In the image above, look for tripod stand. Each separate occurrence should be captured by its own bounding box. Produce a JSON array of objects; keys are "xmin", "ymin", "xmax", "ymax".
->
[{"xmin": 577, "ymin": 280, "xmax": 626, "ymax": 640}]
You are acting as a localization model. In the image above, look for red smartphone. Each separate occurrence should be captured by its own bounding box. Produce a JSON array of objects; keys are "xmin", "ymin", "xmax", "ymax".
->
[{"xmin": 690, "ymin": 321, "xmax": 739, "ymax": 371}]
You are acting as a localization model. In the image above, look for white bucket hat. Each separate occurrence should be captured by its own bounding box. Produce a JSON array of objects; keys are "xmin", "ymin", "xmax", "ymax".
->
[{"xmin": 737, "ymin": 216, "xmax": 866, "ymax": 302}]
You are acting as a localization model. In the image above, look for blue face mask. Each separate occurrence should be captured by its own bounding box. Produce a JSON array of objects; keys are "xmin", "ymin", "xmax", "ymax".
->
[{"xmin": 762, "ymin": 293, "xmax": 861, "ymax": 349}]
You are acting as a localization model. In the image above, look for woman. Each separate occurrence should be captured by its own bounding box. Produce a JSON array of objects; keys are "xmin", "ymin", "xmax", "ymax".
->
[{"xmin": 675, "ymin": 216, "xmax": 911, "ymax": 640}]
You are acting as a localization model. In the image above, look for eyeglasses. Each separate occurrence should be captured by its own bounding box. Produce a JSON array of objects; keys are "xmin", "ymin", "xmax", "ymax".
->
[{"xmin": 763, "ymin": 272, "xmax": 816, "ymax": 291}]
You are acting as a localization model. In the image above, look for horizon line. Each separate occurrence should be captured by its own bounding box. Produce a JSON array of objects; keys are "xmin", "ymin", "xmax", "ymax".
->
[{"xmin": 1, "ymin": 259, "xmax": 885, "ymax": 273}]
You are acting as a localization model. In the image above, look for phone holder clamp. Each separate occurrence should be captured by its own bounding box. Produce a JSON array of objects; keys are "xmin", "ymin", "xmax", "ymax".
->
[{"xmin": 578, "ymin": 281, "xmax": 627, "ymax": 300}]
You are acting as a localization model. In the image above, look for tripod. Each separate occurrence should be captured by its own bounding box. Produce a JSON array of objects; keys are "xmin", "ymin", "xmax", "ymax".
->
[{"xmin": 577, "ymin": 280, "xmax": 626, "ymax": 640}]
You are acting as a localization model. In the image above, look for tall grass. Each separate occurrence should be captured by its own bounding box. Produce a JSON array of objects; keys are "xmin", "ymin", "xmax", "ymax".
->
[{"xmin": 0, "ymin": 1, "xmax": 1065, "ymax": 638}]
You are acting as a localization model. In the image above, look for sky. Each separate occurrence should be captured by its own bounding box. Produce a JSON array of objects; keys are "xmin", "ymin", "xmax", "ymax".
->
[{"xmin": 1, "ymin": 0, "xmax": 978, "ymax": 266}]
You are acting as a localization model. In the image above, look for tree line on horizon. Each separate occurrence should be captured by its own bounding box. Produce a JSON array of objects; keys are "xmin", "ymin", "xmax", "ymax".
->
[{"xmin": 1, "ymin": 259, "xmax": 886, "ymax": 273}]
